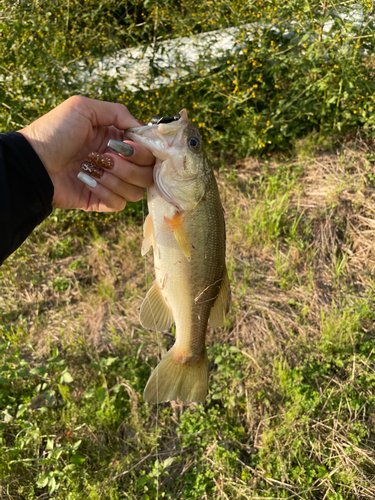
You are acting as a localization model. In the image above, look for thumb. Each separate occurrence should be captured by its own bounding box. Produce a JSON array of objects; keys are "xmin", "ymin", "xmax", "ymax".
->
[{"xmin": 68, "ymin": 95, "xmax": 141, "ymax": 130}]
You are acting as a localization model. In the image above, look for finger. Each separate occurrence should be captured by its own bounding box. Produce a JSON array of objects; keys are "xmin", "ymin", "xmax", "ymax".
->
[
  {"xmin": 77, "ymin": 172, "xmax": 128, "ymax": 211},
  {"xmin": 111, "ymin": 158, "xmax": 154, "ymax": 189},
  {"xmin": 84, "ymin": 152, "xmax": 154, "ymax": 188},
  {"xmin": 107, "ymin": 138, "xmax": 155, "ymax": 166},
  {"xmin": 67, "ymin": 95, "xmax": 141, "ymax": 130},
  {"xmin": 95, "ymin": 170, "xmax": 145, "ymax": 202}
]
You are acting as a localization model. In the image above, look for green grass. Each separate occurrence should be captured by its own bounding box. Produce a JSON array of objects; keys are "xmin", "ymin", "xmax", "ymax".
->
[{"xmin": 2, "ymin": 142, "xmax": 375, "ymax": 498}]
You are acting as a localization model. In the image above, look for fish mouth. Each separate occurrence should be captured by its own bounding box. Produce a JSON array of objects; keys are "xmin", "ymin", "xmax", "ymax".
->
[
  {"xmin": 124, "ymin": 109, "xmax": 190, "ymax": 161},
  {"xmin": 126, "ymin": 109, "xmax": 198, "ymax": 210}
]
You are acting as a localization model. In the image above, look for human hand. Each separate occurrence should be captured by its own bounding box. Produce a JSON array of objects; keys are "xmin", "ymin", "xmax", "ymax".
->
[{"xmin": 19, "ymin": 96, "xmax": 154, "ymax": 211}]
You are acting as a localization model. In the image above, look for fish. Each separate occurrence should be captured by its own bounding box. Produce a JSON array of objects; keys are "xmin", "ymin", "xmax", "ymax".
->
[{"xmin": 125, "ymin": 109, "xmax": 230, "ymax": 404}]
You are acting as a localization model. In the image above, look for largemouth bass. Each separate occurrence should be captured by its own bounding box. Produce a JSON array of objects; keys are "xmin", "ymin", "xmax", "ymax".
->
[{"xmin": 126, "ymin": 110, "xmax": 230, "ymax": 403}]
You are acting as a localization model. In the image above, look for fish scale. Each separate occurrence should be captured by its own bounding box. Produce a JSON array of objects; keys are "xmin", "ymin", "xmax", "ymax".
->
[{"xmin": 154, "ymin": 174, "xmax": 225, "ymax": 354}]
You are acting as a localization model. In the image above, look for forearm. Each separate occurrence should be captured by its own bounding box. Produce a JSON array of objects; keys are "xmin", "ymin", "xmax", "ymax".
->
[{"xmin": 0, "ymin": 132, "xmax": 54, "ymax": 265}]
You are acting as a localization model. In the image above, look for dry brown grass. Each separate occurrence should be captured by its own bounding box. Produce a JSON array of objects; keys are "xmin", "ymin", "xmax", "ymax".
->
[{"xmin": 2, "ymin": 140, "xmax": 375, "ymax": 498}]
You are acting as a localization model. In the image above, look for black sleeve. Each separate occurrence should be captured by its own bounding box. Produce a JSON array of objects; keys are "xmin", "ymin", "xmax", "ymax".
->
[{"xmin": 0, "ymin": 131, "xmax": 54, "ymax": 265}]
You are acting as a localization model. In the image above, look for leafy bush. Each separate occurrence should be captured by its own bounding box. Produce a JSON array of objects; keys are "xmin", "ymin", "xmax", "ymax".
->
[{"xmin": 1, "ymin": 0, "xmax": 374, "ymax": 155}]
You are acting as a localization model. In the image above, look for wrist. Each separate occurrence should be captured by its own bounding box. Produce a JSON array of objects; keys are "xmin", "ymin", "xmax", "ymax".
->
[{"xmin": 19, "ymin": 126, "xmax": 48, "ymax": 168}]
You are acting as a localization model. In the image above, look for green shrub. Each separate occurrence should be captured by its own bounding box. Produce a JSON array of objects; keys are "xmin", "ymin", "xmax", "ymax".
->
[{"xmin": 1, "ymin": 0, "xmax": 374, "ymax": 155}]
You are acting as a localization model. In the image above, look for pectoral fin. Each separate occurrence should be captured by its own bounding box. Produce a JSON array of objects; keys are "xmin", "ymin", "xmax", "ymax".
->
[
  {"xmin": 142, "ymin": 214, "xmax": 154, "ymax": 256},
  {"xmin": 209, "ymin": 266, "xmax": 231, "ymax": 327},
  {"xmin": 164, "ymin": 213, "xmax": 191, "ymax": 261},
  {"xmin": 140, "ymin": 281, "xmax": 174, "ymax": 331}
]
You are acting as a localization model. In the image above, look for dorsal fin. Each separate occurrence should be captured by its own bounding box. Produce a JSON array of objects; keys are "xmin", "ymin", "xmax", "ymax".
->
[{"xmin": 209, "ymin": 266, "xmax": 231, "ymax": 327}]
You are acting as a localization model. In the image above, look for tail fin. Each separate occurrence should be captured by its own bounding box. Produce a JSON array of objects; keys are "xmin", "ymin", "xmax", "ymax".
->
[{"xmin": 143, "ymin": 345, "xmax": 208, "ymax": 404}]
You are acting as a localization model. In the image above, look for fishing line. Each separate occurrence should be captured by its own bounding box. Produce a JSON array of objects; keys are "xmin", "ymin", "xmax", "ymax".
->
[
  {"xmin": 141, "ymin": 115, "xmax": 181, "ymax": 496},
  {"xmin": 142, "ymin": 195, "xmax": 160, "ymax": 500}
]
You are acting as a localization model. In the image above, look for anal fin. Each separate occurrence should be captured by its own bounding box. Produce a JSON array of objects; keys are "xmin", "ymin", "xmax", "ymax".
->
[
  {"xmin": 140, "ymin": 281, "xmax": 174, "ymax": 331},
  {"xmin": 209, "ymin": 266, "xmax": 231, "ymax": 328}
]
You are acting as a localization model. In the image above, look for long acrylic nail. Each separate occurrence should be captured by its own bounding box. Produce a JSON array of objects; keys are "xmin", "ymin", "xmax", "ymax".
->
[
  {"xmin": 81, "ymin": 160, "xmax": 104, "ymax": 178},
  {"xmin": 88, "ymin": 152, "xmax": 114, "ymax": 169},
  {"xmin": 77, "ymin": 171, "xmax": 97, "ymax": 188},
  {"xmin": 107, "ymin": 139, "xmax": 134, "ymax": 157}
]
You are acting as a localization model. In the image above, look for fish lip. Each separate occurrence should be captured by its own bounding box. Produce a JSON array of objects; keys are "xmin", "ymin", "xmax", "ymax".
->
[
  {"xmin": 125, "ymin": 125, "xmax": 164, "ymax": 151},
  {"xmin": 125, "ymin": 126, "xmax": 170, "ymax": 161},
  {"xmin": 124, "ymin": 109, "xmax": 190, "ymax": 159}
]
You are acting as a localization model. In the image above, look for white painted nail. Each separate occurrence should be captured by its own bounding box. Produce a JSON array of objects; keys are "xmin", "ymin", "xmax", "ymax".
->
[{"xmin": 77, "ymin": 171, "xmax": 97, "ymax": 188}]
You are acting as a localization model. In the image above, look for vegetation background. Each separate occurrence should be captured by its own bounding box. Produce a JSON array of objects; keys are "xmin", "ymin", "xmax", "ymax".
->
[{"xmin": 1, "ymin": 0, "xmax": 375, "ymax": 498}]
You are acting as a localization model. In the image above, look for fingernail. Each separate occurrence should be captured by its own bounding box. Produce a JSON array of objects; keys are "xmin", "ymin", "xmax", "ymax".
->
[
  {"xmin": 77, "ymin": 171, "xmax": 97, "ymax": 188},
  {"xmin": 107, "ymin": 139, "xmax": 134, "ymax": 157},
  {"xmin": 81, "ymin": 160, "xmax": 104, "ymax": 178},
  {"xmin": 88, "ymin": 152, "xmax": 114, "ymax": 169}
]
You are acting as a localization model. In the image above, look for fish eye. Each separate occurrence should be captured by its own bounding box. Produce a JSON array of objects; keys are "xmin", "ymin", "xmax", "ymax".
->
[{"xmin": 188, "ymin": 136, "xmax": 201, "ymax": 151}]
